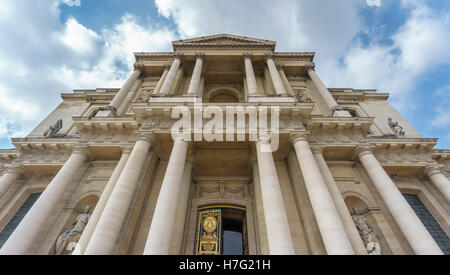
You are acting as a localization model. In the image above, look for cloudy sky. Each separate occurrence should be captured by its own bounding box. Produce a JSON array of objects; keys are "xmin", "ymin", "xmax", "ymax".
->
[{"xmin": 0, "ymin": 0, "xmax": 449, "ymax": 149}]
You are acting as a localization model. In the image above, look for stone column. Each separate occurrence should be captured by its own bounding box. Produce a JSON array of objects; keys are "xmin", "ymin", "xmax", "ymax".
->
[
  {"xmin": 255, "ymin": 137, "xmax": 295, "ymax": 255},
  {"xmin": 159, "ymin": 54, "xmax": 183, "ymax": 95},
  {"xmin": 0, "ymin": 148, "xmax": 89, "ymax": 255},
  {"xmin": 154, "ymin": 65, "xmax": 170, "ymax": 95},
  {"xmin": 265, "ymin": 54, "xmax": 287, "ymax": 95},
  {"xmin": 279, "ymin": 66, "xmax": 294, "ymax": 94},
  {"xmin": 72, "ymin": 147, "xmax": 132, "ymax": 255},
  {"xmin": 292, "ymin": 135, "xmax": 354, "ymax": 255},
  {"xmin": 170, "ymin": 159, "xmax": 193, "ymax": 254},
  {"xmin": 355, "ymin": 148, "xmax": 443, "ymax": 255},
  {"xmin": 187, "ymin": 54, "xmax": 204, "ymax": 96},
  {"xmin": 306, "ymin": 67, "xmax": 351, "ymax": 117},
  {"xmin": 109, "ymin": 63, "xmax": 144, "ymax": 112},
  {"xmin": 0, "ymin": 166, "xmax": 25, "ymax": 200},
  {"xmin": 426, "ymin": 166, "xmax": 450, "ymax": 203},
  {"xmin": 244, "ymin": 53, "xmax": 259, "ymax": 95},
  {"xmin": 144, "ymin": 137, "xmax": 189, "ymax": 255},
  {"xmin": 311, "ymin": 147, "xmax": 367, "ymax": 255},
  {"xmin": 251, "ymin": 157, "xmax": 269, "ymax": 254},
  {"xmin": 84, "ymin": 135, "xmax": 152, "ymax": 255}
]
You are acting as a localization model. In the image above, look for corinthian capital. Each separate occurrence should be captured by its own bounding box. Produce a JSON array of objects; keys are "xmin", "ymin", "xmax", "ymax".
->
[
  {"xmin": 174, "ymin": 52, "xmax": 184, "ymax": 60},
  {"xmin": 195, "ymin": 52, "xmax": 205, "ymax": 60},
  {"xmin": 134, "ymin": 63, "xmax": 145, "ymax": 72},
  {"xmin": 425, "ymin": 165, "xmax": 444, "ymax": 177},
  {"xmin": 243, "ymin": 52, "xmax": 253, "ymax": 60}
]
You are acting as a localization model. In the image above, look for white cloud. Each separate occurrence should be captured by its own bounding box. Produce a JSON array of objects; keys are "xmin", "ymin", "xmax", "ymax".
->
[
  {"xmin": 431, "ymin": 86, "xmax": 450, "ymax": 128},
  {"xmin": 0, "ymin": 1, "xmax": 176, "ymax": 146},
  {"xmin": 319, "ymin": 1, "xmax": 450, "ymax": 112},
  {"xmin": 59, "ymin": 17, "xmax": 101, "ymax": 55},
  {"xmin": 366, "ymin": 0, "xmax": 382, "ymax": 7},
  {"xmin": 154, "ymin": 0, "xmax": 362, "ymax": 61}
]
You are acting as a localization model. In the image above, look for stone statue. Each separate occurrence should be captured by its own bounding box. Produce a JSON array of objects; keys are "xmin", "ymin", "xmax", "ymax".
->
[
  {"xmin": 55, "ymin": 205, "xmax": 91, "ymax": 255},
  {"xmin": 387, "ymin": 118, "xmax": 405, "ymax": 137},
  {"xmin": 44, "ymin": 119, "xmax": 63, "ymax": 138},
  {"xmin": 351, "ymin": 207, "xmax": 381, "ymax": 255}
]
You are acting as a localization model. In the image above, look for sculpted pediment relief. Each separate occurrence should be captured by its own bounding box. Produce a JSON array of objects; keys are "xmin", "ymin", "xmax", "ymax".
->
[{"xmin": 173, "ymin": 34, "xmax": 276, "ymax": 49}]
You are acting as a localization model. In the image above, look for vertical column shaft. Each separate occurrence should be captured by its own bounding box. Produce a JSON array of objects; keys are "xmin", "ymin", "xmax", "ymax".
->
[
  {"xmin": 84, "ymin": 136, "xmax": 152, "ymax": 255},
  {"xmin": 292, "ymin": 136, "xmax": 354, "ymax": 255},
  {"xmin": 251, "ymin": 158, "xmax": 270, "ymax": 254},
  {"xmin": 170, "ymin": 159, "xmax": 193, "ymax": 254},
  {"xmin": 357, "ymin": 148, "xmax": 443, "ymax": 255},
  {"xmin": 279, "ymin": 67, "xmax": 294, "ymax": 94},
  {"xmin": 0, "ymin": 167, "xmax": 23, "ymax": 200},
  {"xmin": 72, "ymin": 148, "xmax": 132, "ymax": 255},
  {"xmin": 0, "ymin": 148, "xmax": 88, "ymax": 255},
  {"xmin": 144, "ymin": 138, "xmax": 189, "ymax": 255},
  {"xmin": 307, "ymin": 67, "xmax": 350, "ymax": 117},
  {"xmin": 109, "ymin": 66, "xmax": 143, "ymax": 110},
  {"xmin": 244, "ymin": 54, "xmax": 259, "ymax": 95},
  {"xmin": 159, "ymin": 55, "xmax": 182, "ymax": 95},
  {"xmin": 265, "ymin": 55, "xmax": 287, "ymax": 95},
  {"xmin": 255, "ymin": 138, "xmax": 295, "ymax": 255},
  {"xmin": 154, "ymin": 66, "xmax": 170, "ymax": 95},
  {"xmin": 187, "ymin": 55, "xmax": 204, "ymax": 95},
  {"xmin": 427, "ymin": 167, "xmax": 450, "ymax": 203},
  {"xmin": 312, "ymin": 148, "xmax": 367, "ymax": 254}
]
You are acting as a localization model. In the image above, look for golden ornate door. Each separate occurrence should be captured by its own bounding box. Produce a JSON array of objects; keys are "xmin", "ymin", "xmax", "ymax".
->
[{"xmin": 195, "ymin": 205, "xmax": 248, "ymax": 255}]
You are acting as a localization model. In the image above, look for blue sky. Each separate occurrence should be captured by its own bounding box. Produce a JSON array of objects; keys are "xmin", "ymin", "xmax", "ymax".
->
[{"xmin": 0, "ymin": 0, "xmax": 449, "ymax": 149}]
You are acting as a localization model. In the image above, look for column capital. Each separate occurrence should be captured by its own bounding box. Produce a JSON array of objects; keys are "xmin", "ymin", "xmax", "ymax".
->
[
  {"xmin": 243, "ymin": 52, "xmax": 253, "ymax": 60},
  {"xmin": 137, "ymin": 133, "xmax": 154, "ymax": 144},
  {"xmin": 305, "ymin": 65, "xmax": 315, "ymax": 73},
  {"xmin": 311, "ymin": 146, "xmax": 324, "ymax": 155},
  {"xmin": 120, "ymin": 146, "xmax": 134, "ymax": 155},
  {"xmin": 351, "ymin": 146, "xmax": 374, "ymax": 160},
  {"xmin": 425, "ymin": 165, "xmax": 444, "ymax": 177},
  {"xmin": 174, "ymin": 52, "xmax": 184, "ymax": 60},
  {"xmin": 4, "ymin": 164, "xmax": 31, "ymax": 178},
  {"xmin": 290, "ymin": 133, "xmax": 308, "ymax": 145},
  {"xmin": 195, "ymin": 52, "xmax": 205, "ymax": 60},
  {"xmin": 134, "ymin": 62, "xmax": 145, "ymax": 72},
  {"xmin": 173, "ymin": 135, "xmax": 190, "ymax": 143},
  {"xmin": 264, "ymin": 52, "xmax": 274, "ymax": 61},
  {"xmin": 163, "ymin": 64, "xmax": 171, "ymax": 70},
  {"xmin": 71, "ymin": 146, "xmax": 95, "ymax": 160}
]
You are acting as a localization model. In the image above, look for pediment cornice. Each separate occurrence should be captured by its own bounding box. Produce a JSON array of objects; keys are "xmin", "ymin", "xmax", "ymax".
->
[{"xmin": 173, "ymin": 34, "xmax": 276, "ymax": 51}]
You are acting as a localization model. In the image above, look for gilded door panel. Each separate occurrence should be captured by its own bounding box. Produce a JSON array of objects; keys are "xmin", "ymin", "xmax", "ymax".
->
[{"xmin": 195, "ymin": 208, "xmax": 222, "ymax": 255}]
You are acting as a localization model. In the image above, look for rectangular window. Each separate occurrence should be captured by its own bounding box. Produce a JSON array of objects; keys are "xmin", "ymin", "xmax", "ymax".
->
[
  {"xmin": 403, "ymin": 194, "xmax": 450, "ymax": 255},
  {"xmin": 0, "ymin": 193, "xmax": 42, "ymax": 248}
]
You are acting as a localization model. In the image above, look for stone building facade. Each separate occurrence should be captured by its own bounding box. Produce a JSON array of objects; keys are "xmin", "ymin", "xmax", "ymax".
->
[{"xmin": 0, "ymin": 34, "xmax": 448, "ymax": 255}]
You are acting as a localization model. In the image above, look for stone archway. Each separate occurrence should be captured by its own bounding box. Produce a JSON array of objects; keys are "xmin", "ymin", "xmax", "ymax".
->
[{"xmin": 204, "ymin": 87, "xmax": 242, "ymax": 103}]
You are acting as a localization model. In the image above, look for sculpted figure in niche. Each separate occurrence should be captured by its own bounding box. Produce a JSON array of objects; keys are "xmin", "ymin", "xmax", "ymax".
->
[
  {"xmin": 44, "ymin": 119, "xmax": 63, "ymax": 138},
  {"xmin": 387, "ymin": 118, "xmax": 405, "ymax": 137},
  {"xmin": 55, "ymin": 206, "xmax": 91, "ymax": 255},
  {"xmin": 351, "ymin": 207, "xmax": 381, "ymax": 255}
]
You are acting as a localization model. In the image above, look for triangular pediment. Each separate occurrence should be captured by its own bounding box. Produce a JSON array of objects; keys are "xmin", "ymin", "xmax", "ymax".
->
[{"xmin": 173, "ymin": 34, "xmax": 276, "ymax": 50}]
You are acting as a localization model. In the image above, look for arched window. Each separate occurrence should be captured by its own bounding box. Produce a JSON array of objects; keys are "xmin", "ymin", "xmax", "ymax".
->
[
  {"xmin": 0, "ymin": 192, "xmax": 42, "ymax": 248},
  {"xmin": 403, "ymin": 193, "xmax": 450, "ymax": 254}
]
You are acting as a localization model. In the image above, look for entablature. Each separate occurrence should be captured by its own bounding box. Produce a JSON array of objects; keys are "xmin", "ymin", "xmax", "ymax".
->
[
  {"xmin": 72, "ymin": 117, "xmax": 140, "ymax": 132},
  {"xmin": 306, "ymin": 117, "xmax": 374, "ymax": 133}
]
